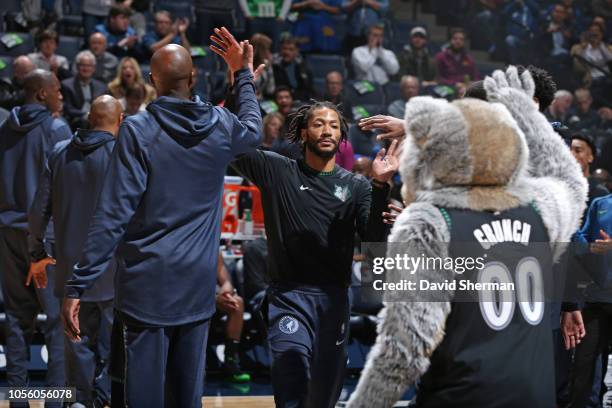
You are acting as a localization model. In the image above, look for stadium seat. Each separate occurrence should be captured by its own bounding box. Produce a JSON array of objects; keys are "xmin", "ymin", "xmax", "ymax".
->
[
  {"xmin": 0, "ymin": 33, "xmax": 34, "ymax": 57},
  {"xmin": 384, "ymin": 82, "xmax": 401, "ymax": 104},
  {"xmin": 476, "ymin": 61, "xmax": 503, "ymax": 77},
  {"xmin": 331, "ymin": 14, "xmax": 347, "ymax": 47},
  {"xmin": 57, "ymin": 36, "xmax": 83, "ymax": 61},
  {"xmin": 3, "ymin": 0, "xmax": 21, "ymax": 13},
  {"xmin": 312, "ymin": 77, "xmax": 326, "ymax": 99},
  {"xmin": 346, "ymin": 80, "xmax": 386, "ymax": 105},
  {"xmin": 140, "ymin": 64, "xmax": 151, "ymax": 79},
  {"xmin": 305, "ymin": 54, "xmax": 347, "ymax": 79},
  {"xmin": 155, "ymin": 2, "xmax": 194, "ymax": 21},
  {"xmin": 59, "ymin": 15, "xmax": 84, "ymax": 36},
  {"xmin": 0, "ymin": 56, "xmax": 14, "ymax": 79}
]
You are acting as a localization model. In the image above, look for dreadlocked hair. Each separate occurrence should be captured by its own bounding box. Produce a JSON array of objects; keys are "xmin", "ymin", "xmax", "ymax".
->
[{"xmin": 286, "ymin": 100, "xmax": 349, "ymax": 146}]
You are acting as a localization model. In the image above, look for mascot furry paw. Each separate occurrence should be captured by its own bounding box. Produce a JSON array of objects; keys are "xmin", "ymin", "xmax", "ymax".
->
[{"xmin": 345, "ymin": 66, "xmax": 588, "ymax": 408}]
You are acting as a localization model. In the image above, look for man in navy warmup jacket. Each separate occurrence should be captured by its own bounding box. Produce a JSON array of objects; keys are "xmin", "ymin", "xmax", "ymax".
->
[
  {"xmin": 0, "ymin": 69, "xmax": 71, "ymax": 405},
  {"xmin": 62, "ymin": 33, "xmax": 262, "ymax": 407},
  {"xmin": 29, "ymin": 95, "xmax": 124, "ymax": 408}
]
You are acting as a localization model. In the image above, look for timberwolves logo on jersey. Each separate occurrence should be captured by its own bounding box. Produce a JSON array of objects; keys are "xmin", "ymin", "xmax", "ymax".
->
[
  {"xmin": 333, "ymin": 184, "xmax": 351, "ymax": 202},
  {"xmin": 279, "ymin": 316, "xmax": 299, "ymax": 334}
]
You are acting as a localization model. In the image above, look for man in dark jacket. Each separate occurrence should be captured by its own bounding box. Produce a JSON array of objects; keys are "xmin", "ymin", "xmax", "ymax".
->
[
  {"xmin": 61, "ymin": 50, "xmax": 108, "ymax": 130},
  {"xmin": 0, "ymin": 56, "xmax": 36, "ymax": 111},
  {"xmin": 0, "ymin": 69, "xmax": 71, "ymax": 402},
  {"xmin": 272, "ymin": 35, "xmax": 313, "ymax": 102},
  {"xmin": 28, "ymin": 95, "xmax": 123, "ymax": 408},
  {"xmin": 62, "ymin": 33, "xmax": 261, "ymax": 406}
]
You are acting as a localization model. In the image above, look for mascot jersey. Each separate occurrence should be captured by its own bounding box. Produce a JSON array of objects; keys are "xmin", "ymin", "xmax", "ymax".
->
[{"xmin": 416, "ymin": 204, "xmax": 554, "ymax": 408}]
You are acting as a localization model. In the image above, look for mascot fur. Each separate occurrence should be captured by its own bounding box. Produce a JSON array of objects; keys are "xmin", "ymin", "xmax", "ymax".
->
[{"xmin": 346, "ymin": 67, "xmax": 588, "ymax": 407}]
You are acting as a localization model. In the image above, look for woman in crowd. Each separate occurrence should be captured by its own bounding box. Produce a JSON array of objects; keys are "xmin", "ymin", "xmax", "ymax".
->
[
  {"xmin": 251, "ymin": 33, "xmax": 276, "ymax": 99},
  {"xmin": 108, "ymin": 57, "xmax": 156, "ymax": 108}
]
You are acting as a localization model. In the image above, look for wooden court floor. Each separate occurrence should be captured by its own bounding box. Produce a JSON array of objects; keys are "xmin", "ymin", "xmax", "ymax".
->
[{"xmin": 0, "ymin": 396, "xmax": 277, "ymax": 407}]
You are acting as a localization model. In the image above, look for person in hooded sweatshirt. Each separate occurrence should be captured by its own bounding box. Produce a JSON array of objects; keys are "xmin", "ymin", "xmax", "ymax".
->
[
  {"xmin": 61, "ymin": 31, "xmax": 262, "ymax": 407},
  {"xmin": 0, "ymin": 69, "xmax": 71, "ymax": 405},
  {"xmin": 28, "ymin": 95, "xmax": 123, "ymax": 408}
]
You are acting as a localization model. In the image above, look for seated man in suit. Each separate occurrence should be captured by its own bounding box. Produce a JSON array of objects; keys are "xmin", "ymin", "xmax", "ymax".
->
[{"xmin": 61, "ymin": 51, "xmax": 107, "ymax": 130}]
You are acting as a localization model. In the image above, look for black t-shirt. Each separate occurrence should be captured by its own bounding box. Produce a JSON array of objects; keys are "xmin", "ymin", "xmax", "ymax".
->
[
  {"xmin": 417, "ymin": 204, "xmax": 555, "ymax": 408},
  {"xmin": 232, "ymin": 150, "xmax": 388, "ymax": 287}
]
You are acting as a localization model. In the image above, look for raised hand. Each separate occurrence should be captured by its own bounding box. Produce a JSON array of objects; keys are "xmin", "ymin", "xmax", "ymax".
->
[
  {"xmin": 371, "ymin": 139, "xmax": 400, "ymax": 183},
  {"xmin": 26, "ymin": 257, "xmax": 55, "ymax": 288},
  {"xmin": 483, "ymin": 65, "xmax": 535, "ymax": 105},
  {"xmin": 359, "ymin": 115, "xmax": 405, "ymax": 141},
  {"xmin": 209, "ymin": 27, "xmax": 250, "ymax": 74}
]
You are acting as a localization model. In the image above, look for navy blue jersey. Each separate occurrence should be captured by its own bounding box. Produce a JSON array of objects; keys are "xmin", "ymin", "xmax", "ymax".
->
[
  {"xmin": 65, "ymin": 70, "xmax": 262, "ymax": 326},
  {"xmin": 0, "ymin": 104, "xmax": 72, "ymax": 230},
  {"xmin": 417, "ymin": 204, "xmax": 555, "ymax": 408},
  {"xmin": 29, "ymin": 130, "xmax": 116, "ymax": 301}
]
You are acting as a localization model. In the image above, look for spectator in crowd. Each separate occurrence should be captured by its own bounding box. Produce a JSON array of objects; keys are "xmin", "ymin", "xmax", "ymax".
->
[
  {"xmin": 272, "ymin": 35, "xmax": 313, "ymax": 101},
  {"xmin": 352, "ymin": 156, "xmax": 372, "ymax": 178},
  {"xmin": 397, "ymin": 26, "xmax": 437, "ymax": 86},
  {"xmin": 435, "ymin": 28, "xmax": 480, "ymax": 90},
  {"xmin": 571, "ymin": 22, "xmax": 612, "ymax": 105},
  {"xmin": 270, "ymin": 86, "xmax": 300, "ymax": 158},
  {"xmin": 291, "ymin": 0, "xmax": 343, "ymax": 53},
  {"xmin": 87, "ymin": 33, "xmax": 119, "ymax": 83},
  {"xmin": 570, "ymin": 134, "xmax": 609, "ymax": 201},
  {"xmin": 21, "ymin": 0, "xmax": 63, "ymax": 35},
  {"xmin": 538, "ymin": 4, "xmax": 574, "ymax": 64},
  {"xmin": 546, "ymin": 89, "xmax": 574, "ymax": 123},
  {"xmin": 95, "ymin": 5, "xmax": 139, "ymax": 59},
  {"xmin": 142, "ymin": 11, "xmax": 191, "ymax": 58},
  {"xmin": 82, "ymin": 0, "xmax": 114, "ymax": 39},
  {"xmin": 387, "ymin": 75, "xmax": 419, "ymax": 119},
  {"xmin": 215, "ymin": 256, "xmax": 250, "ymax": 383},
  {"xmin": 592, "ymin": 0, "xmax": 612, "ymax": 20},
  {"xmin": 569, "ymin": 88, "xmax": 601, "ymax": 130},
  {"xmin": 251, "ymin": 33, "xmax": 275, "ymax": 99},
  {"xmin": 262, "ymin": 112, "xmax": 284, "ymax": 148},
  {"xmin": 123, "ymin": 83, "xmax": 147, "ymax": 115},
  {"xmin": 115, "ymin": 0, "xmax": 150, "ymax": 38},
  {"xmin": 502, "ymin": 0, "xmax": 540, "ymax": 64},
  {"xmin": 238, "ymin": 0, "xmax": 292, "ymax": 47},
  {"xmin": 61, "ymin": 51, "xmax": 107, "ymax": 130},
  {"xmin": 342, "ymin": 0, "xmax": 389, "ymax": 51},
  {"xmin": 107, "ymin": 57, "xmax": 156, "ymax": 108},
  {"xmin": 273, "ymin": 85, "xmax": 296, "ymax": 123},
  {"xmin": 599, "ymin": 105, "xmax": 612, "ymax": 127},
  {"xmin": 0, "ymin": 56, "xmax": 35, "ymax": 110},
  {"xmin": 351, "ymin": 24, "xmax": 399, "ymax": 85},
  {"xmin": 593, "ymin": 168, "xmax": 612, "ymax": 191},
  {"xmin": 322, "ymin": 71, "xmax": 353, "ymax": 121},
  {"xmin": 194, "ymin": 0, "xmax": 236, "ymax": 45},
  {"xmin": 28, "ymin": 30, "xmax": 70, "ymax": 79}
]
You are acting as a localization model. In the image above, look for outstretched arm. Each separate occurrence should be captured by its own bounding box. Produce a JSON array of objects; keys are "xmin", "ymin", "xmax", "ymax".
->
[
  {"xmin": 484, "ymin": 66, "xmax": 587, "ymax": 243},
  {"xmin": 347, "ymin": 202, "xmax": 453, "ymax": 408}
]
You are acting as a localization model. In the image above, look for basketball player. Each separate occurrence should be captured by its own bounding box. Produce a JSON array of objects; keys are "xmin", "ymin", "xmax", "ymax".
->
[
  {"xmin": 28, "ymin": 95, "xmax": 123, "ymax": 407},
  {"xmin": 0, "ymin": 69, "xmax": 70, "ymax": 405},
  {"xmin": 61, "ymin": 32, "xmax": 262, "ymax": 406},
  {"xmin": 213, "ymin": 40, "xmax": 400, "ymax": 405},
  {"xmin": 346, "ymin": 67, "xmax": 588, "ymax": 407}
]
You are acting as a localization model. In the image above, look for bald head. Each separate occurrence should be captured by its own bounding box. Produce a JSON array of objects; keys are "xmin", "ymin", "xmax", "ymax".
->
[
  {"xmin": 89, "ymin": 32, "xmax": 107, "ymax": 57},
  {"xmin": 150, "ymin": 44, "xmax": 193, "ymax": 98},
  {"xmin": 89, "ymin": 95, "xmax": 123, "ymax": 135},
  {"xmin": 13, "ymin": 56, "xmax": 35, "ymax": 83}
]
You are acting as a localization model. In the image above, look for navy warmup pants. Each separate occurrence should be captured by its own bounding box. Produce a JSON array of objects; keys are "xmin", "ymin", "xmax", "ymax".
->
[
  {"xmin": 267, "ymin": 284, "xmax": 350, "ymax": 408},
  {"xmin": 109, "ymin": 311, "xmax": 210, "ymax": 408},
  {"xmin": 0, "ymin": 228, "xmax": 64, "ymax": 408},
  {"xmin": 64, "ymin": 300, "xmax": 113, "ymax": 407}
]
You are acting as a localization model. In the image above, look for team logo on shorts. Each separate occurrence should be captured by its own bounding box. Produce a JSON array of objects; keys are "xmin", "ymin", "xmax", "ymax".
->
[{"xmin": 279, "ymin": 316, "xmax": 299, "ymax": 334}]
